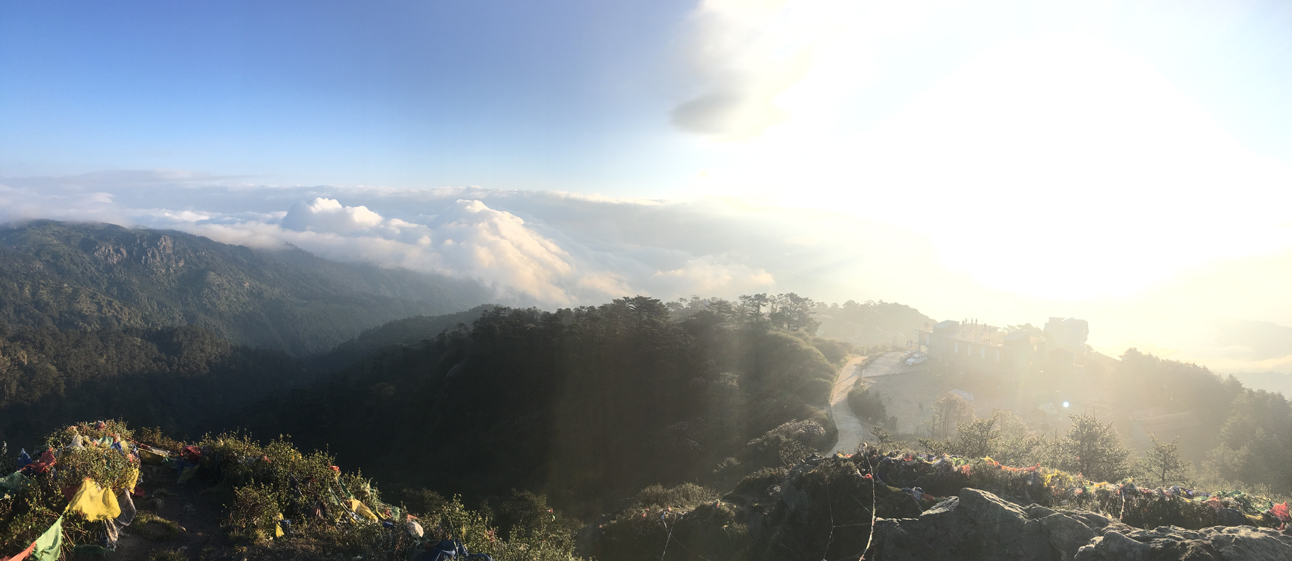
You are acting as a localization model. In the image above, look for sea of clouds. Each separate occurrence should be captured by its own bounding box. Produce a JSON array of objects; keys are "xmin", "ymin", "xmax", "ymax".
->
[
  {"xmin": 2, "ymin": 169, "xmax": 1290, "ymax": 378},
  {"xmin": 0, "ymin": 170, "xmax": 872, "ymax": 306}
]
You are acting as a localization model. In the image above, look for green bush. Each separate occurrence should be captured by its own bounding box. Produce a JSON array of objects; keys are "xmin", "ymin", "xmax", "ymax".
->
[
  {"xmin": 731, "ymin": 468, "xmax": 786, "ymax": 498},
  {"xmin": 810, "ymin": 338, "xmax": 852, "ymax": 366},
  {"xmin": 847, "ymin": 387, "xmax": 887, "ymax": 423},
  {"xmin": 635, "ymin": 484, "xmax": 719, "ymax": 510}
]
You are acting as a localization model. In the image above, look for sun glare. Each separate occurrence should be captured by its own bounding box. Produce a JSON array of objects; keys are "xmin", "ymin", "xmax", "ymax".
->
[{"xmin": 695, "ymin": 34, "xmax": 1292, "ymax": 301}]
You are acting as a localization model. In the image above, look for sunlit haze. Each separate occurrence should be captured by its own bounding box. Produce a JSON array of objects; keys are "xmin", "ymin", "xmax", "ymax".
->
[{"xmin": 2, "ymin": 0, "xmax": 1289, "ymax": 373}]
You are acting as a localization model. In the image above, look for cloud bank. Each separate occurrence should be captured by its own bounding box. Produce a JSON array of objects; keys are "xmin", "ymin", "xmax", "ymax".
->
[
  {"xmin": 0, "ymin": 173, "xmax": 793, "ymax": 306},
  {"xmin": 2, "ymin": 170, "xmax": 1290, "ymax": 377}
]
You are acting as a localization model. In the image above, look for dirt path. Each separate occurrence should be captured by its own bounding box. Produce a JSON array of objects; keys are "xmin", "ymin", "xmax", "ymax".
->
[
  {"xmin": 97, "ymin": 464, "xmax": 231, "ymax": 561},
  {"xmin": 828, "ymin": 356, "xmax": 867, "ymax": 455}
]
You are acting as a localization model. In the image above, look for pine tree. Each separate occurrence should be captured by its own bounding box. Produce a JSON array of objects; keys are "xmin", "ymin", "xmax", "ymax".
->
[
  {"xmin": 1139, "ymin": 434, "xmax": 1189, "ymax": 488},
  {"xmin": 1061, "ymin": 414, "xmax": 1131, "ymax": 482}
]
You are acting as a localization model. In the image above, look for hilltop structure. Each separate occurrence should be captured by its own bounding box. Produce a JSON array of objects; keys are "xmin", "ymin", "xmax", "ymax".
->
[
  {"xmin": 915, "ymin": 320, "xmax": 1046, "ymax": 375},
  {"xmin": 1044, "ymin": 316, "xmax": 1090, "ymax": 355}
]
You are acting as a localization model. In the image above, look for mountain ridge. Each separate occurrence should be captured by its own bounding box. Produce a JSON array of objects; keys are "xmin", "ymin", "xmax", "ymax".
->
[{"xmin": 0, "ymin": 220, "xmax": 490, "ymax": 355}]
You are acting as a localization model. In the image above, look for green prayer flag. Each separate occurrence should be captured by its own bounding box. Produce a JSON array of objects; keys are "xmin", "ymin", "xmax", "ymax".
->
[
  {"xmin": 0, "ymin": 471, "xmax": 30, "ymax": 493},
  {"xmin": 32, "ymin": 515, "xmax": 63, "ymax": 561}
]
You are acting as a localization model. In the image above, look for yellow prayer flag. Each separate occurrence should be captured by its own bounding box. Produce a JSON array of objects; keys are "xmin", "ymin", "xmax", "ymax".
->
[
  {"xmin": 346, "ymin": 499, "xmax": 379, "ymax": 521},
  {"xmin": 121, "ymin": 467, "xmax": 139, "ymax": 494},
  {"xmin": 67, "ymin": 479, "xmax": 121, "ymax": 521}
]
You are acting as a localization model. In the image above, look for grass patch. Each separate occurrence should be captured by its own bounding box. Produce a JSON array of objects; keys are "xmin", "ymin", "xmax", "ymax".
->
[
  {"xmin": 136, "ymin": 512, "xmax": 182, "ymax": 542},
  {"xmin": 147, "ymin": 550, "xmax": 189, "ymax": 561}
]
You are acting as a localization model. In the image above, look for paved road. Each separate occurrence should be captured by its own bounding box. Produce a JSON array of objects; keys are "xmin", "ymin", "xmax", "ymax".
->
[
  {"xmin": 860, "ymin": 351, "xmax": 914, "ymax": 378},
  {"xmin": 857, "ymin": 351, "xmax": 932, "ymax": 434},
  {"xmin": 828, "ymin": 355, "xmax": 868, "ymax": 455}
]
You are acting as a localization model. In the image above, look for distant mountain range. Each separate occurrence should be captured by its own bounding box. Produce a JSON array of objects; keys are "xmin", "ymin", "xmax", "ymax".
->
[
  {"xmin": 814, "ymin": 300, "xmax": 935, "ymax": 347},
  {"xmin": 0, "ymin": 220, "xmax": 491, "ymax": 355},
  {"xmin": 1230, "ymin": 371, "xmax": 1292, "ymax": 398}
]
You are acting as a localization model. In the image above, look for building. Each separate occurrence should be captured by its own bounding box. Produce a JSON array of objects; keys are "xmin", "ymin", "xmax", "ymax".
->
[
  {"xmin": 1044, "ymin": 317, "xmax": 1089, "ymax": 355},
  {"xmin": 915, "ymin": 320, "xmax": 1045, "ymax": 374}
]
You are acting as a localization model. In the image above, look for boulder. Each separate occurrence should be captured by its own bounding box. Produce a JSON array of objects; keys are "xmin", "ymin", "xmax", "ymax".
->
[
  {"xmin": 874, "ymin": 488, "xmax": 1053, "ymax": 561},
  {"xmin": 1073, "ymin": 525, "xmax": 1292, "ymax": 561},
  {"xmin": 874, "ymin": 488, "xmax": 1292, "ymax": 561}
]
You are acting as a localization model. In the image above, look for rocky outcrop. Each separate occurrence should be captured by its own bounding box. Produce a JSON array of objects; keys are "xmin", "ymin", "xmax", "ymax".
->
[
  {"xmin": 1074, "ymin": 525, "xmax": 1292, "ymax": 561},
  {"xmin": 874, "ymin": 488, "xmax": 1292, "ymax": 561}
]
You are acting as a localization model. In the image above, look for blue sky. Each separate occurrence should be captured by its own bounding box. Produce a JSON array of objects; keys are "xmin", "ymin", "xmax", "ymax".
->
[
  {"xmin": 1, "ymin": 0, "xmax": 703, "ymax": 191},
  {"xmin": 6, "ymin": 1, "xmax": 1286, "ymax": 191},
  {"xmin": 2, "ymin": 0, "xmax": 1291, "ymax": 373}
]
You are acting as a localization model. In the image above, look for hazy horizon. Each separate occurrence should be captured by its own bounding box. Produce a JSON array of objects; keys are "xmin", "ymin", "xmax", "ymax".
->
[{"xmin": 2, "ymin": 0, "xmax": 1289, "ymax": 375}]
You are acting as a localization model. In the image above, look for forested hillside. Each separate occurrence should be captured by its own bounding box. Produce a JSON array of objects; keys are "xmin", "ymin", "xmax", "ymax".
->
[
  {"xmin": 814, "ymin": 299, "xmax": 934, "ymax": 346},
  {"xmin": 240, "ymin": 296, "xmax": 846, "ymax": 517},
  {"xmin": 0, "ymin": 323, "xmax": 304, "ymax": 447},
  {"xmin": 0, "ymin": 305, "xmax": 513, "ymax": 455},
  {"xmin": 0, "ymin": 220, "xmax": 489, "ymax": 354},
  {"xmin": 313, "ymin": 304, "xmax": 495, "ymax": 368}
]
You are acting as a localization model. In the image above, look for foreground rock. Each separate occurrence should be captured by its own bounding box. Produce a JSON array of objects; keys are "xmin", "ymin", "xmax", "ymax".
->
[{"xmin": 874, "ymin": 488, "xmax": 1292, "ymax": 561}]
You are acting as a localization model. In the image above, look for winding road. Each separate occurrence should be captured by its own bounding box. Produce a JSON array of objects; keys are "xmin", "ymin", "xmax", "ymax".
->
[
  {"xmin": 828, "ymin": 352, "xmax": 913, "ymax": 454},
  {"xmin": 828, "ymin": 355, "xmax": 868, "ymax": 455}
]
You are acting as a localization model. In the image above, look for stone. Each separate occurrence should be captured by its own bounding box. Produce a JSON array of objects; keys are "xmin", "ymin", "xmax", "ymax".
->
[
  {"xmin": 875, "ymin": 488, "xmax": 1292, "ymax": 561},
  {"xmin": 873, "ymin": 488, "xmax": 1057, "ymax": 561},
  {"xmin": 1074, "ymin": 531, "xmax": 1151, "ymax": 561},
  {"xmin": 1039, "ymin": 513, "xmax": 1097, "ymax": 561}
]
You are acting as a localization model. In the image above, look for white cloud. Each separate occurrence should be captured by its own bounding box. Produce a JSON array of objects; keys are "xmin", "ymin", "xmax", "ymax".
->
[
  {"xmin": 651, "ymin": 255, "xmax": 775, "ymax": 296},
  {"xmin": 0, "ymin": 174, "xmax": 794, "ymax": 306},
  {"xmin": 282, "ymin": 198, "xmax": 384, "ymax": 234},
  {"xmin": 426, "ymin": 199, "xmax": 577, "ymax": 303},
  {"xmin": 671, "ymin": 0, "xmax": 818, "ymax": 138},
  {"xmin": 187, "ymin": 198, "xmax": 594, "ymax": 305}
]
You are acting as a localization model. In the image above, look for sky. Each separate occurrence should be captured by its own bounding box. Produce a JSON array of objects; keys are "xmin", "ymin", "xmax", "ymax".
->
[{"xmin": 1, "ymin": 0, "xmax": 1290, "ymax": 374}]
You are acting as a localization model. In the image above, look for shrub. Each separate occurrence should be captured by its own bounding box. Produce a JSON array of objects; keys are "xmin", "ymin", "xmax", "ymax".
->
[
  {"xmin": 800, "ymin": 377, "xmax": 834, "ymax": 403},
  {"xmin": 731, "ymin": 467, "xmax": 786, "ymax": 498},
  {"xmin": 811, "ymin": 338, "xmax": 852, "ymax": 366},
  {"xmin": 491, "ymin": 489, "xmax": 564, "ymax": 541},
  {"xmin": 399, "ymin": 488, "xmax": 451, "ymax": 516},
  {"xmin": 635, "ymin": 483, "xmax": 719, "ymax": 510},
  {"xmin": 747, "ymin": 421, "xmax": 827, "ymax": 467},
  {"xmin": 133, "ymin": 426, "xmax": 186, "ymax": 452},
  {"xmin": 847, "ymin": 387, "xmax": 888, "ymax": 423},
  {"xmin": 226, "ymin": 483, "xmax": 282, "ymax": 542},
  {"xmin": 136, "ymin": 512, "xmax": 182, "ymax": 542}
]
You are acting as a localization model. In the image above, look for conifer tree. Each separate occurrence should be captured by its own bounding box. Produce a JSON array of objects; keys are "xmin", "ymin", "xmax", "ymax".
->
[{"xmin": 1139, "ymin": 434, "xmax": 1189, "ymax": 488}]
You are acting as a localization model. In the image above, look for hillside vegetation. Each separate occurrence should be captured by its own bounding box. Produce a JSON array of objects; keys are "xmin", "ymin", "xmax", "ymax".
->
[
  {"xmin": 241, "ymin": 296, "xmax": 846, "ymax": 517},
  {"xmin": 0, "ymin": 221, "xmax": 488, "ymax": 355},
  {"xmin": 2, "ymin": 222, "xmax": 1289, "ymax": 559},
  {"xmin": 0, "ymin": 420, "xmax": 578, "ymax": 561},
  {"xmin": 814, "ymin": 300, "xmax": 933, "ymax": 347},
  {"xmin": 313, "ymin": 304, "xmax": 495, "ymax": 369},
  {"xmin": 0, "ymin": 323, "xmax": 306, "ymax": 447}
]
